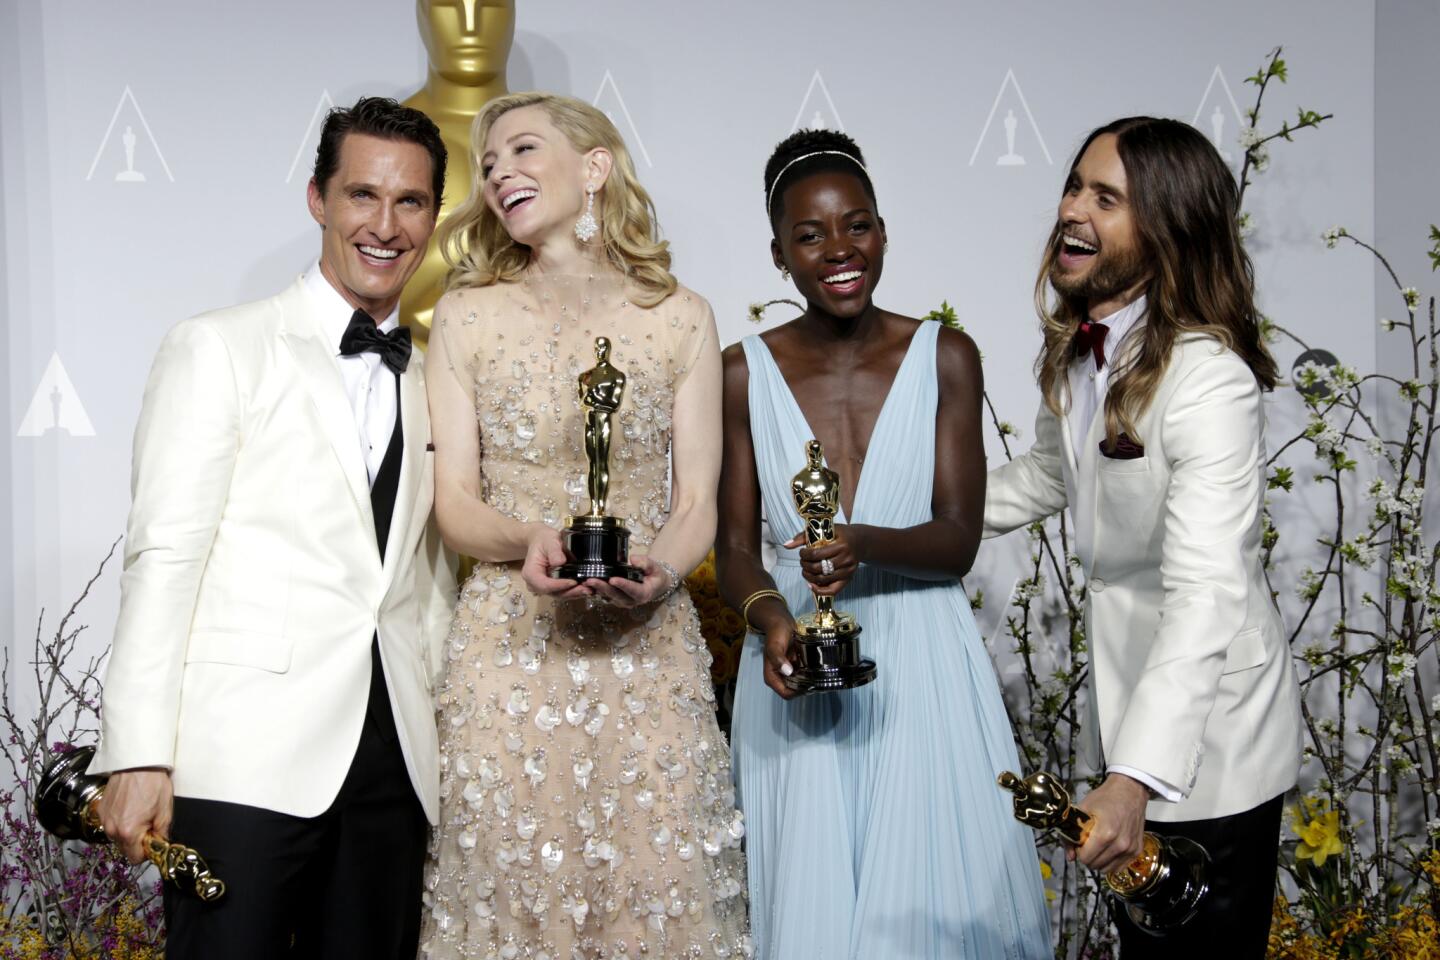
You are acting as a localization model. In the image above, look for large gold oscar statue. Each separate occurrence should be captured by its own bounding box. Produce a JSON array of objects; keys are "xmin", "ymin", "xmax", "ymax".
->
[
  {"xmin": 783, "ymin": 440, "xmax": 876, "ymax": 694},
  {"xmin": 401, "ymin": 0, "xmax": 516, "ymax": 348},
  {"xmin": 996, "ymin": 769, "xmax": 1210, "ymax": 932},
  {"xmin": 550, "ymin": 338, "xmax": 645, "ymax": 584}
]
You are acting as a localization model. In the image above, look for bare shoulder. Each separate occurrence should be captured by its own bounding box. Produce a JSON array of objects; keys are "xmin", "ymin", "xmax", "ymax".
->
[
  {"xmin": 721, "ymin": 340, "xmax": 751, "ymax": 384},
  {"xmin": 933, "ymin": 324, "xmax": 983, "ymax": 406},
  {"xmin": 719, "ymin": 340, "xmax": 753, "ymax": 430},
  {"xmin": 933, "ymin": 321, "xmax": 981, "ymax": 364}
]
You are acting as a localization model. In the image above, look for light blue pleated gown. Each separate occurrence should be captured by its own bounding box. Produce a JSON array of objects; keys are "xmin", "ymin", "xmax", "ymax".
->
[{"xmin": 731, "ymin": 323, "xmax": 1052, "ymax": 960}]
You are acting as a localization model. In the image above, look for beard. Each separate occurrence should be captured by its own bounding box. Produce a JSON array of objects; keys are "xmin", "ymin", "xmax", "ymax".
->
[{"xmin": 1049, "ymin": 241, "xmax": 1148, "ymax": 304}]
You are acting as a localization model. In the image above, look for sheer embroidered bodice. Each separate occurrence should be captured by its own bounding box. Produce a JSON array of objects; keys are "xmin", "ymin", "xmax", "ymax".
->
[{"xmin": 420, "ymin": 273, "xmax": 750, "ymax": 960}]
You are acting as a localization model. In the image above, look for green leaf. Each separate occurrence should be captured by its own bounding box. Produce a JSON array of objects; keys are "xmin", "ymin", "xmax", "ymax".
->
[
  {"xmin": 1269, "ymin": 466, "xmax": 1296, "ymax": 492},
  {"xmin": 1262, "ymin": 526, "xmax": 1279, "ymax": 551},
  {"xmin": 1257, "ymin": 314, "xmax": 1280, "ymax": 344},
  {"xmin": 1428, "ymin": 224, "xmax": 1440, "ymax": 272},
  {"xmin": 1270, "ymin": 58, "xmax": 1288, "ymax": 82},
  {"xmin": 924, "ymin": 300, "xmax": 962, "ymax": 329}
]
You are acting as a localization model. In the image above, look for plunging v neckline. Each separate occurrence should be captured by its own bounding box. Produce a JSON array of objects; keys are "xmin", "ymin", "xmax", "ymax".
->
[{"xmin": 753, "ymin": 324, "xmax": 927, "ymax": 524}]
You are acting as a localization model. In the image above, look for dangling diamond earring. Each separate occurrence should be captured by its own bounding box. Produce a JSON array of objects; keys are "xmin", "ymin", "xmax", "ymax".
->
[
  {"xmin": 574, "ymin": 185, "xmax": 598, "ymax": 243},
  {"xmin": 780, "ymin": 265, "xmax": 790, "ymax": 281}
]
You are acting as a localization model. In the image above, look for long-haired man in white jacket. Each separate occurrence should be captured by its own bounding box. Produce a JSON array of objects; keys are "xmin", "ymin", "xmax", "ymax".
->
[{"xmin": 985, "ymin": 116, "xmax": 1302, "ymax": 957}]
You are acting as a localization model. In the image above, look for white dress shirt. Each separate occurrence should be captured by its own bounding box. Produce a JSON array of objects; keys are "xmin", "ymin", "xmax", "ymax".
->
[
  {"xmin": 1065, "ymin": 295, "xmax": 1146, "ymax": 463},
  {"xmin": 304, "ymin": 262, "xmax": 400, "ymax": 487},
  {"xmin": 1064, "ymin": 295, "xmax": 1183, "ymax": 803}
]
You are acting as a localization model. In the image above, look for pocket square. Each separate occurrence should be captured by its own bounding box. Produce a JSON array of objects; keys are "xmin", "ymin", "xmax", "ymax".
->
[{"xmin": 1099, "ymin": 433, "xmax": 1145, "ymax": 460}]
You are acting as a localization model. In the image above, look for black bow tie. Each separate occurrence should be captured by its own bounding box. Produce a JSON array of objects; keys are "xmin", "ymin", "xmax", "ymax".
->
[
  {"xmin": 339, "ymin": 309, "xmax": 411, "ymax": 374},
  {"xmin": 1073, "ymin": 320, "xmax": 1110, "ymax": 370}
]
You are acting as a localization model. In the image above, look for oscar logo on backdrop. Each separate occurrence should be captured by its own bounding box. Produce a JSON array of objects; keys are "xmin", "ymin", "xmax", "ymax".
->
[
  {"xmin": 996, "ymin": 109, "xmax": 1026, "ymax": 166},
  {"xmin": 115, "ymin": 126, "xmax": 146, "ymax": 182},
  {"xmin": 1209, "ymin": 105, "xmax": 1233, "ymax": 163},
  {"xmin": 400, "ymin": 0, "xmax": 516, "ymax": 348}
]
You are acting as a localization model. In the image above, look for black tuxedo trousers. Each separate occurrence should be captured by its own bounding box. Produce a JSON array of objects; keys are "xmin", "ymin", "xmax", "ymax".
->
[
  {"xmin": 1114, "ymin": 793, "xmax": 1285, "ymax": 959},
  {"xmin": 164, "ymin": 381, "xmax": 427, "ymax": 959}
]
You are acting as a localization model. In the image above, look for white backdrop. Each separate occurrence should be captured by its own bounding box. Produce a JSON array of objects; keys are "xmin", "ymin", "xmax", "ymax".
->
[{"xmin": 2, "ymin": 1, "xmax": 1383, "ymax": 719}]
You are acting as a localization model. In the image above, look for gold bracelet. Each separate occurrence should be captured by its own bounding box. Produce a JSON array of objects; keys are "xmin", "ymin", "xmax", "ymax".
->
[{"xmin": 740, "ymin": 589, "xmax": 786, "ymax": 632}]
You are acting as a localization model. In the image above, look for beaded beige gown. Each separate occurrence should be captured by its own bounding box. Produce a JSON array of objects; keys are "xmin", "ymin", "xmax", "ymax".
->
[{"xmin": 420, "ymin": 272, "xmax": 751, "ymax": 960}]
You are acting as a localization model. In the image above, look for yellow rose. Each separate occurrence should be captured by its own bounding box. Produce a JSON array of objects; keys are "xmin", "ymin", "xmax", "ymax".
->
[
  {"xmin": 718, "ymin": 608, "xmax": 746, "ymax": 637},
  {"xmin": 709, "ymin": 636, "xmax": 743, "ymax": 685}
]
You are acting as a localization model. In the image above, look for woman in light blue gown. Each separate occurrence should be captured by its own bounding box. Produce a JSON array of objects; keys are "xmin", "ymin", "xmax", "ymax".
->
[{"xmin": 716, "ymin": 129, "xmax": 1051, "ymax": 959}]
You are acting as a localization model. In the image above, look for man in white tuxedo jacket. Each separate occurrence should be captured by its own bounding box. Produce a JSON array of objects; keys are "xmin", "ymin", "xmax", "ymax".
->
[
  {"xmin": 984, "ymin": 118, "xmax": 1302, "ymax": 957},
  {"xmin": 92, "ymin": 98, "xmax": 457, "ymax": 959}
]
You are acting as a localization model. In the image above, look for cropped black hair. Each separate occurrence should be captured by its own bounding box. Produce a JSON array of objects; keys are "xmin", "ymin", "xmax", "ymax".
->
[
  {"xmin": 763, "ymin": 128, "xmax": 876, "ymax": 228},
  {"xmin": 313, "ymin": 96, "xmax": 448, "ymax": 210}
]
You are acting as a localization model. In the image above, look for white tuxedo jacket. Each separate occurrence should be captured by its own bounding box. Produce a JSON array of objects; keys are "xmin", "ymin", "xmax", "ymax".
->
[
  {"xmin": 984, "ymin": 335, "xmax": 1302, "ymax": 822},
  {"xmin": 93, "ymin": 277, "xmax": 457, "ymax": 822}
]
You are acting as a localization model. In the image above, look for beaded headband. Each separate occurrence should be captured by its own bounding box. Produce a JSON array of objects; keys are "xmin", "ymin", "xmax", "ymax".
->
[{"xmin": 765, "ymin": 150, "xmax": 873, "ymax": 216}]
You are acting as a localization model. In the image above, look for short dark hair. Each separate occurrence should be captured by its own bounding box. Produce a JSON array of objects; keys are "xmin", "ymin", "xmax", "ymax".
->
[
  {"xmin": 763, "ymin": 128, "xmax": 876, "ymax": 229},
  {"xmin": 312, "ymin": 97, "xmax": 447, "ymax": 211}
]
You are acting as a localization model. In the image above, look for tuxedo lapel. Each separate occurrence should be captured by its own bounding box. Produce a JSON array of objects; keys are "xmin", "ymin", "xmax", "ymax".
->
[
  {"xmin": 379, "ymin": 356, "xmax": 429, "ymax": 594},
  {"xmin": 277, "ymin": 281, "xmax": 375, "ymax": 533},
  {"xmin": 1059, "ymin": 402, "xmax": 1082, "ymax": 479},
  {"xmin": 1076, "ymin": 405, "xmax": 1107, "ymax": 475},
  {"xmin": 1073, "ymin": 405, "xmax": 1107, "ymax": 573}
]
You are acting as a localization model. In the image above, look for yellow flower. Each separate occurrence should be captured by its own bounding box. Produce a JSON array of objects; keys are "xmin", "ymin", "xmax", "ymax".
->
[
  {"xmin": 717, "ymin": 608, "xmax": 745, "ymax": 638},
  {"xmin": 686, "ymin": 559, "xmax": 716, "ymax": 587},
  {"xmin": 709, "ymin": 635, "xmax": 743, "ymax": 686},
  {"xmin": 1367, "ymin": 905, "xmax": 1439, "ymax": 960},
  {"xmin": 1422, "ymin": 849, "xmax": 1440, "ymax": 887},
  {"xmin": 1292, "ymin": 805, "xmax": 1344, "ymax": 867},
  {"xmin": 1327, "ymin": 906, "xmax": 1367, "ymax": 945},
  {"xmin": 1038, "ymin": 859, "xmax": 1056, "ymax": 902}
]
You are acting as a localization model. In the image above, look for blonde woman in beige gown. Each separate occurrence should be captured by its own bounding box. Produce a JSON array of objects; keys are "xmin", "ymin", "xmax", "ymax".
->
[{"xmin": 419, "ymin": 92, "xmax": 750, "ymax": 960}]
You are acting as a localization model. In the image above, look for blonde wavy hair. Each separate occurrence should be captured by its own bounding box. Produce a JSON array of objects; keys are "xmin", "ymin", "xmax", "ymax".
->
[
  {"xmin": 440, "ymin": 92, "xmax": 676, "ymax": 306},
  {"xmin": 1036, "ymin": 116, "xmax": 1277, "ymax": 451}
]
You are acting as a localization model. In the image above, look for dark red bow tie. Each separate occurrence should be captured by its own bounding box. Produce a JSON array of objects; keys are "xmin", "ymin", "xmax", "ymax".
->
[{"xmin": 1074, "ymin": 320, "xmax": 1110, "ymax": 370}]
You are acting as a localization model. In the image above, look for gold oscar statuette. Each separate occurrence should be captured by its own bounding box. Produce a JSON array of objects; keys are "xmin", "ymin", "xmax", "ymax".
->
[
  {"xmin": 550, "ymin": 337, "xmax": 644, "ymax": 583},
  {"xmin": 996, "ymin": 770, "xmax": 1209, "ymax": 934},
  {"xmin": 783, "ymin": 439, "xmax": 877, "ymax": 693},
  {"xmin": 400, "ymin": 0, "xmax": 516, "ymax": 348},
  {"xmin": 35, "ymin": 746, "xmax": 226, "ymax": 901}
]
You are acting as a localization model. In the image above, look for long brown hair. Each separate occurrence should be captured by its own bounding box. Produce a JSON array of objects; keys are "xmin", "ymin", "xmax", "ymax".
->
[{"xmin": 1035, "ymin": 116, "xmax": 1277, "ymax": 449}]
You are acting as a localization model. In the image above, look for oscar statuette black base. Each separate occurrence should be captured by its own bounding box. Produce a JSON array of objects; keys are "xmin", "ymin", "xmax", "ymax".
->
[
  {"xmin": 550, "ymin": 514, "xmax": 645, "ymax": 583},
  {"xmin": 783, "ymin": 615, "xmax": 877, "ymax": 694},
  {"xmin": 1121, "ymin": 835, "xmax": 1211, "ymax": 934}
]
